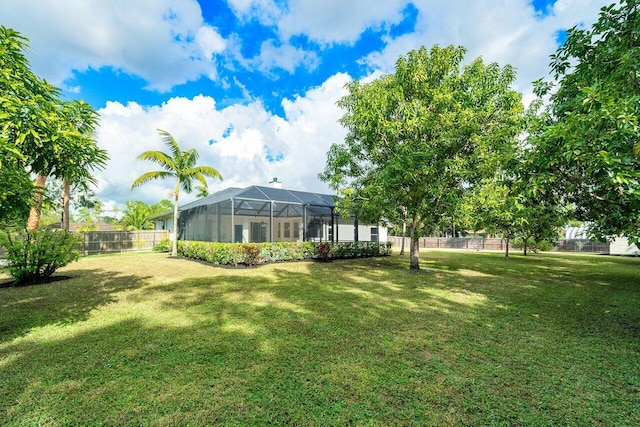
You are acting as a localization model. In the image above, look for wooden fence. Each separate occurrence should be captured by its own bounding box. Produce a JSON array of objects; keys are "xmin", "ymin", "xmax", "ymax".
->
[
  {"xmin": 78, "ymin": 230, "xmax": 169, "ymax": 255},
  {"xmin": 387, "ymin": 236, "xmax": 610, "ymax": 254}
]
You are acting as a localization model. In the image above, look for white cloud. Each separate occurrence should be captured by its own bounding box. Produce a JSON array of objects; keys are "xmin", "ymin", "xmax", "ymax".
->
[
  {"xmin": 362, "ymin": 0, "xmax": 609, "ymax": 104},
  {"xmin": 196, "ymin": 25, "xmax": 227, "ymax": 60},
  {"xmin": 253, "ymin": 40, "xmax": 320, "ymax": 73},
  {"xmin": 95, "ymin": 75, "xmax": 349, "ymax": 209},
  {"xmin": 278, "ymin": 0, "xmax": 409, "ymax": 45},
  {"xmin": 226, "ymin": 0, "xmax": 282, "ymax": 25},
  {"xmin": 0, "ymin": 0, "xmax": 226, "ymax": 92}
]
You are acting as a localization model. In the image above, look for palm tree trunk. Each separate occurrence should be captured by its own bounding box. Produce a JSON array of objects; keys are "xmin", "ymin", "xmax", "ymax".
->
[
  {"xmin": 172, "ymin": 185, "xmax": 179, "ymax": 257},
  {"xmin": 26, "ymin": 172, "xmax": 48, "ymax": 230},
  {"xmin": 62, "ymin": 180, "xmax": 71, "ymax": 231}
]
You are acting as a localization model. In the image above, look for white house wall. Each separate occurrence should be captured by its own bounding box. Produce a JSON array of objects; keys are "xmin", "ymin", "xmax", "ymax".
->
[
  {"xmin": 158, "ymin": 212, "xmax": 386, "ymax": 243},
  {"xmin": 610, "ymin": 237, "xmax": 640, "ymax": 255}
]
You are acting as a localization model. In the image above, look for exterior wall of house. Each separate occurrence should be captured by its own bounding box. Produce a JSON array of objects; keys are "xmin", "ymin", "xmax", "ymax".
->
[
  {"xmin": 160, "ymin": 211, "xmax": 387, "ymax": 244},
  {"xmin": 610, "ymin": 237, "xmax": 640, "ymax": 255}
]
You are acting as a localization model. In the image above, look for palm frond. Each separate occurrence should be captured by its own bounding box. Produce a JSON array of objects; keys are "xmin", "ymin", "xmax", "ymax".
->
[
  {"xmin": 187, "ymin": 166, "xmax": 223, "ymax": 181},
  {"xmin": 137, "ymin": 150, "xmax": 175, "ymax": 170},
  {"xmin": 131, "ymin": 171, "xmax": 175, "ymax": 189},
  {"xmin": 157, "ymin": 129, "xmax": 183, "ymax": 161}
]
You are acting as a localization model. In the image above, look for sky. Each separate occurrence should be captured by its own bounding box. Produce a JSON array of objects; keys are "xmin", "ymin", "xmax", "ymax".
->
[{"xmin": 0, "ymin": 0, "xmax": 611, "ymax": 216}]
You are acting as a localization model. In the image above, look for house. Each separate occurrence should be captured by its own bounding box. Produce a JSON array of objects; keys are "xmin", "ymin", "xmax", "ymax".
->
[
  {"xmin": 153, "ymin": 180, "xmax": 387, "ymax": 244},
  {"xmin": 610, "ymin": 236, "xmax": 640, "ymax": 256}
]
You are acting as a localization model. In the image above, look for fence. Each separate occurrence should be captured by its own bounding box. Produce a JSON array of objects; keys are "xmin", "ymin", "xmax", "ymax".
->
[
  {"xmin": 78, "ymin": 230, "xmax": 169, "ymax": 255},
  {"xmin": 387, "ymin": 236, "xmax": 610, "ymax": 254}
]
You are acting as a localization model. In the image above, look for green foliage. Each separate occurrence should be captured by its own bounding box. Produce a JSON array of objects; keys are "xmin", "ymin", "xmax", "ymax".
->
[
  {"xmin": 321, "ymin": 45, "xmax": 524, "ymax": 269},
  {"xmin": 325, "ymin": 241, "xmax": 393, "ymax": 259},
  {"xmin": 176, "ymin": 241, "xmax": 390, "ymax": 266},
  {"xmin": 131, "ymin": 129, "xmax": 223, "ymax": 256},
  {"xmin": 152, "ymin": 238, "xmax": 172, "ymax": 253},
  {"xmin": 0, "ymin": 27, "xmax": 108, "ymax": 229},
  {"xmin": 259, "ymin": 242, "xmax": 316, "ymax": 262},
  {"xmin": 120, "ymin": 200, "xmax": 171, "ymax": 231},
  {"xmin": 529, "ymin": 0, "xmax": 640, "ymax": 245},
  {"xmin": 0, "ymin": 229, "xmax": 80, "ymax": 284}
]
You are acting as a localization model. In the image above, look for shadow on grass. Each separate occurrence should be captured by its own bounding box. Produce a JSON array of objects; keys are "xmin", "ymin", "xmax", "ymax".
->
[
  {"xmin": 0, "ymin": 268, "xmax": 151, "ymax": 342},
  {"xmin": 1, "ymin": 253, "xmax": 639, "ymax": 425}
]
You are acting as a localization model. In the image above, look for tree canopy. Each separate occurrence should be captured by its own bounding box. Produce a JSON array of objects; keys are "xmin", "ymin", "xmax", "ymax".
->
[
  {"xmin": 0, "ymin": 26, "xmax": 108, "ymax": 229},
  {"xmin": 322, "ymin": 45, "xmax": 524, "ymax": 269},
  {"xmin": 530, "ymin": 0, "xmax": 640, "ymax": 245}
]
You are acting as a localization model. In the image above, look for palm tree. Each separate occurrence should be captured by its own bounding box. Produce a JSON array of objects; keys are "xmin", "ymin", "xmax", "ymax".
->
[
  {"xmin": 56, "ymin": 101, "xmax": 108, "ymax": 231},
  {"xmin": 131, "ymin": 129, "xmax": 222, "ymax": 256}
]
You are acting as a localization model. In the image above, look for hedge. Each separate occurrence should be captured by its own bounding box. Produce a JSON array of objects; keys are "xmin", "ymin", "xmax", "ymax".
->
[{"xmin": 175, "ymin": 241, "xmax": 392, "ymax": 266}]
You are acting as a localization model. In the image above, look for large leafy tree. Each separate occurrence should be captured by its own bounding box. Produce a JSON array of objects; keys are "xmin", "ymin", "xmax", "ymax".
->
[
  {"xmin": 530, "ymin": 0, "xmax": 640, "ymax": 245},
  {"xmin": 131, "ymin": 129, "xmax": 222, "ymax": 256},
  {"xmin": 321, "ymin": 45, "xmax": 523, "ymax": 269},
  {"xmin": 55, "ymin": 100, "xmax": 108, "ymax": 231},
  {"xmin": 0, "ymin": 26, "xmax": 59, "ymax": 225},
  {"xmin": 1, "ymin": 27, "xmax": 107, "ymax": 230}
]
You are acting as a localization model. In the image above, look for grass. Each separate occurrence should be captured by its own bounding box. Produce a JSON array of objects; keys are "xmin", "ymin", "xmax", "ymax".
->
[{"xmin": 1, "ymin": 251, "xmax": 639, "ymax": 426}]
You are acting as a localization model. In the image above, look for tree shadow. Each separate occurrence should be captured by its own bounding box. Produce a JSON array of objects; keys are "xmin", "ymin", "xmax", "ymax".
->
[
  {"xmin": 1, "ymin": 254, "xmax": 638, "ymax": 425},
  {"xmin": 0, "ymin": 268, "xmax": 151, "ymax": 342}
]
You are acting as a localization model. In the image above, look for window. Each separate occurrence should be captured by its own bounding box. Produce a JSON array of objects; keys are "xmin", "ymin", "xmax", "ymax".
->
[
  {"xmin": 293, "ymin": 222, "xmax": 299, "ymax": 239},
  {"xmin": 251, "ymin": 222, "xmax": 267, "ymax": 242},
  {"xmin": 370, "ymin": 227, "xmax": 379, "ymax": 242},
  {"xmin": 277, "ymin": 222, "xmax": 281, "ymax": 238},
  {"xmin": 284, "ymin": 222, "xmax": 291, "ymax": 238}
]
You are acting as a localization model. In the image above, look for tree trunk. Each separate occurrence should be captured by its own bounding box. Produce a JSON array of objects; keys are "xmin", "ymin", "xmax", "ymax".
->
[
  {"xmin": 400, "ymin": 221, "xmax": 406, "ymax": 255},
  {"xmin": 172, "ymin": 186, "xmax": 179, "ymax": 257},
  {"xmin": 410, "ymin": 236, "xmax": 420, "ymax": 270},
  {"xmin": 523, "ymin": 238, "xmax": 528, "ymax": 256},
  {"xmin": 504, "ymin": 235, "xmax": 510, "ymax": 259},
  {"xmin": 62, "ymin": 180, "xmax": 71, "ymax": 231},
  {"xmin": 26, "ymin": 172, "xmax": 48, "ymax": 231}
]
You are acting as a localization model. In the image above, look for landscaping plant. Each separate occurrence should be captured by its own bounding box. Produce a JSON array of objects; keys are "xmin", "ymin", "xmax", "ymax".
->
[{"xmin": 0, "ymin": 228, "xmax": 80, "ymax": 284}]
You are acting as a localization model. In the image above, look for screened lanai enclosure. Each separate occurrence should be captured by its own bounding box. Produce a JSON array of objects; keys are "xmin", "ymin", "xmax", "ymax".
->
[{"xmin": 153, "ymin": 185, "xmax": 386, "ymax": 244}]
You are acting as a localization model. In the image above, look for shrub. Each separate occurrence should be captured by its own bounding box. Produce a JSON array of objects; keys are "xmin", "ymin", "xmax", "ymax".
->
[
  {"xmin": 153, "ymin": 238, "xmax": 171, "ymax": 252},
  {"xmin": 316, "ymin": 242, "xmax": 331, "ymax": 260},
  {"xmin": 0, "ymin": 229, "xmax": 80, "ymax": 285},
  {"xmin": 176, "ymin": 240, "xmax": 389, "ymax": 266},
  {"xmin": 241, "ymin": 244, "xmax": 261, "ymax": 266}
]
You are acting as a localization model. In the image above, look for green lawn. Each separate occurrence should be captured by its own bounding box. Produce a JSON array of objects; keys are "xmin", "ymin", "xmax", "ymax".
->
[{"xmin": 1, "ymin": 251, "xmax": 639, "ymax": 426}]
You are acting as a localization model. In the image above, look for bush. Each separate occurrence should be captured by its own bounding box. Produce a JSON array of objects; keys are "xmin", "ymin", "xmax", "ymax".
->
[
  {"xmin": 316, "ymin": 242, "xmax": 331, "ymax": 260},
  {"xmin": 176, "ymin": 241, "xmax": 389, "ymax": 266},
  {"xmin": 241, "ymin": 244, "xmax": 261, "ymax": 266},
  {"xmin": 0, "ymin": 229, "xmax": 80, "ymax": 285},
  {"xmin": 152, "ymin": 238, "xmax": 171, "ymax": 252},
  {"xmin": 512, "ymin": 237, "xmax": 556, "ymax": 253}
]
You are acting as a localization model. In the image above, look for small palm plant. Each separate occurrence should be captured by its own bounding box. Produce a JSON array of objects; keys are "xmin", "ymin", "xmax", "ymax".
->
[{"xmin": 131, "ymin": 129, "xmax": 222, "ymax": 256}]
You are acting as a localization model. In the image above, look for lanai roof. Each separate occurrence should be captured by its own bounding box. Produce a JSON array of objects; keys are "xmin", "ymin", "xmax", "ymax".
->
[{"xmin": 153, "ymin": 185, "xmax": 338, "ymax": 219}]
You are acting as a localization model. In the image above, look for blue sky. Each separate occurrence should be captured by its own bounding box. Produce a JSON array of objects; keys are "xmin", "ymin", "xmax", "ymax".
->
[{"xmin": 0, "ymin": 0, "xmax": 609, "ymax": 213}]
